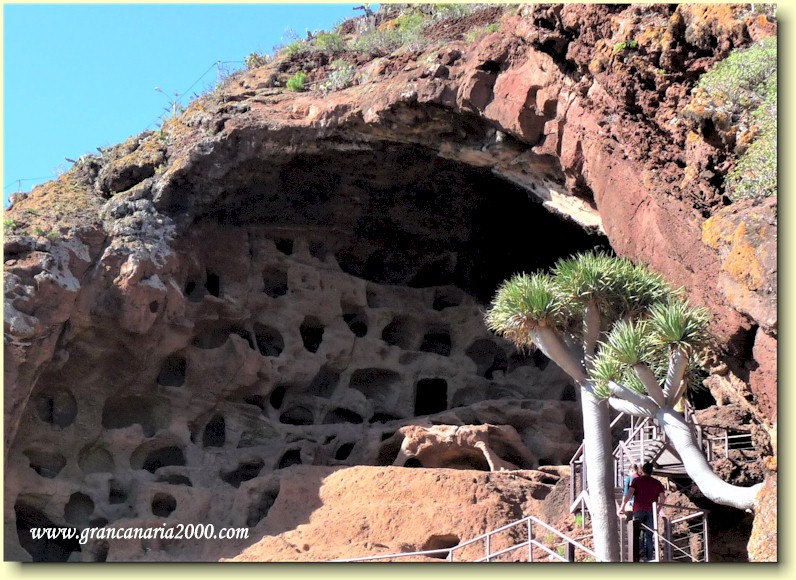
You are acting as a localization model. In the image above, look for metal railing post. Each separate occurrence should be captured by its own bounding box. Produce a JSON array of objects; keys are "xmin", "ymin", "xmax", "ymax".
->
[
  {"xmin": 653, "ymin": 502, "xmax": 660, "ymax": 562},
  {"xmin": 485, "ymin": 532, "xmax": 491, "ymax": 563},
  {"xmin": 629, "ymin": 518, "xmax": 639, "ymax": 562},
  {"xmin": 703, "ymin": 512, "xmax": 710, "ymax": 562},
  {"xmin": 527, "ymin": 519, "xmax": 533, "ymax": 562},
  {"xmin": 662, "ymin": 516, "xmax": 672, "ymax": 562}
]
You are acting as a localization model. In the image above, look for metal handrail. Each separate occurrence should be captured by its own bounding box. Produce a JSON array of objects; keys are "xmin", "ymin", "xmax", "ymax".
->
[
  {"xmin": 571, "ymin": 412, "xmax": 630, "ymax": 505},
  {"xmin": 569, "ymin": 489, "xmax": 590, "ymax": 515},
  {"xmin": 657, "ymin": 517, "xmax": 707, "ymax": 562},
  {"xmin": 334, "ymin": 512, "xmax": 599, "ymax": 563}
]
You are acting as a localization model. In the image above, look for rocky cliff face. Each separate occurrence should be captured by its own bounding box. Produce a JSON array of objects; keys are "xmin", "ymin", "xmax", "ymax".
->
[{"xmin": 3, "ymin": 4, "xmax": 776, "ymax": 562}]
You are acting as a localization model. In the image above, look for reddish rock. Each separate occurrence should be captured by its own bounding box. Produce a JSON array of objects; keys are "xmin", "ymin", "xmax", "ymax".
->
[
  {"xmin": 750, "ymin": 331, "xmax": 777, "ymax": 423},
  {"xmin": 702, "ymin": 197, "xmax": 777, "ymax": 334},
  {"xmin": 747, "ymin": 473, "xmax": 777, "ymax": 562},
  {"xmin": 3, "ymin": 4, "xmax": 776, "ymax": 563},
  {"xmin": 228, "ymin": 465, "xmax": 569, "ymax": 562},
  {"xmin": 390, "ymin": 424, "xmax": 534, "ymax": 471}
]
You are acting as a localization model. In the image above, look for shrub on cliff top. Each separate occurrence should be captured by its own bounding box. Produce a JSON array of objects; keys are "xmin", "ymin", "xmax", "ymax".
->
[
  {"xmin": 725, "ymin": 74, "xmax": 776, "ymax": 200},
  {"xmin": 315, "ymin": 31, "xmax": 345, "ymax": 54},
  {"xmin": 692, "ymin": 36, "xmax": 776, "ymax": 123},
  {"xmin": 350, "ymin": 7, "xmax": 428, "ymax": 55},
  {"xmin": 687, "ymin": 36, "xmax": 777, "ymax": 200}
]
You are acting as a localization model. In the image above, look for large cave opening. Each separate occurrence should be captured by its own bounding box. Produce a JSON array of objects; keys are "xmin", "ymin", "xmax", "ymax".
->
[
  {"xmin": 8, "ymin": 132, "xmax": 611, "ymax": 562},
  {"xmin": 191, "ymin": 143, "xmax": 608, "ymax": 304}
]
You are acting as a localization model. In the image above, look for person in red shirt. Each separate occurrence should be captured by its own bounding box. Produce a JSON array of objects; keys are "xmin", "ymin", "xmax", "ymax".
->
[{"xmin": 617, "ymin": 462, "xmax": 666, "ymax": 561}]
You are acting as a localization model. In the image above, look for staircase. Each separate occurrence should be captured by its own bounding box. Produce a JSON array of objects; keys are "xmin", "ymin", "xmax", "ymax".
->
[
  {"xmin": 569, "ymin": 404, "xmax": 759, "ymax": 562},
  {"xmin": 334, "ymin": 512, "xmax": 599, "ymax": 562},
  {"xmin": 338, "ymin": 405, "xmax": 751, "ymax": 563}
]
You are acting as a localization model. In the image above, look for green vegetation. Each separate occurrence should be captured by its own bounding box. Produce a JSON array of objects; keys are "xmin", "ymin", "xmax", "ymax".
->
[
  {"xmin": 245, "ymin": 52, "xmax": 271, "ymax": 70},
  {"xmin": 688, "ymin": 36, "xmax": 777, "ymax": 200},
  {"xmin": 319, "ymin": 60, "xmax": 356, "ymax": 92},
  {"xmin": 3, "ymin": 217, "xmax": 18, "ymax": 231},
  {"xmin": 485, "ymin": 251, "xmax": 720, "ymax": 560},
  {"xmin": 465, "ymin": 22, "xmax": 500, "ymax": 43},
  {"xmin": 350, "ymin": 10, "xmax": 426, "ymax": 55},
  {"xmin": 283, "ymin": 40, "xmax": 309, "ymax": 58},
  {"xmin": 286, "ymin": 71, "xmax": 308, "ymax": 92},
  {"xmin": 315, "ymin": 31, "xmax": 345, "ymax": 53},
  {"xmin": 33, "ymin": 226, "xmax": 46, "ymax": 237},
  {"xmin": 725, "ymin": 96, "xmax": 775, "ymax": 200},
  {"xmin": 613, "ymin": 39, "xmax": 638, "ymax": 52},
  {"xmin": 429, "ymin": 4, "xmax": 482, "ymax": 21}
]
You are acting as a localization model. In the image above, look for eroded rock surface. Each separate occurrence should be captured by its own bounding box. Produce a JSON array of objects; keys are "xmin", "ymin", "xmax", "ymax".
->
[
  {"xmin": 4, "ymin": 217, "xmax": 586, "ymax": 561},
  {"xmin": 4, "ymin": 3, "xmax": 776, "ymax": 562},
  {"xmin": 228, "ymin": 465, "xmax": 568, "ymax": 562}
]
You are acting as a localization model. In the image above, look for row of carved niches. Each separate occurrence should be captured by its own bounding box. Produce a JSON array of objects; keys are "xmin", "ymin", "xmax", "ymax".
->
[{"xmin": 8, "ymin": 224, "xmax": 588, "ymax": 561}]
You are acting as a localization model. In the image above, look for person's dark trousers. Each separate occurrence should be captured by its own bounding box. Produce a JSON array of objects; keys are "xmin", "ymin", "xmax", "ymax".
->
[{"xmin": 633, "ymin": 511, "xmax": 656, "ymax": 560}]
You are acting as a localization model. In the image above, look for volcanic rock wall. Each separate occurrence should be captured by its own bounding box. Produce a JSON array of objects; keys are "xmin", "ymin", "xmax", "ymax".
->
[
  {"xmin": 5, "ymin": 218, "xmax": 591, "ymax": 561},
  {"xmin": 4, "ymin": 3, "xmax": 777, "ymax": 562}
]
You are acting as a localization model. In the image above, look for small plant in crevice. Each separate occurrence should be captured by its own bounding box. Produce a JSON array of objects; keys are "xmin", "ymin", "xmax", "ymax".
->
[
  {"xmin": 286, "ymin": 71, "xmax": 308, "ymax": 92},
  {"xmin": 613, "ymin": 39, "xmax": 639, "ymax": 52},
  {"xmin": 3, "ymin": 218, "xmax": 18, "ymax": 231}
]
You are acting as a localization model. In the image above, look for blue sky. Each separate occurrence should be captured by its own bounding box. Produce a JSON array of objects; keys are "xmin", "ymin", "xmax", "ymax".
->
[{"xmin": 3, "ymin": 3, "xmax": 363, "ymax": 206}]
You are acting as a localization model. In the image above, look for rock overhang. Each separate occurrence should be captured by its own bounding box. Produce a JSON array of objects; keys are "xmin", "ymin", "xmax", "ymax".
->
[
  {"xmin": 144, "ymin": 117, "xmax": 609, "ymax": 304},
  {"xmin": 3, "ymin": 4, "xmax": 778, "ymax": 561}
]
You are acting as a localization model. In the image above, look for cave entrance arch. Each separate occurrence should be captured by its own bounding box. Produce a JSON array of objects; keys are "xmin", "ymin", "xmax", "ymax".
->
[{"xmin": 183, "ymin": 143, "xmax": 609, "ymax": 304}]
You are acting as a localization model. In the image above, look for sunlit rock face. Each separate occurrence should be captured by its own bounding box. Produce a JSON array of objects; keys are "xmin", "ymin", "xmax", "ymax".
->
[
  {"xmin": 4, "ymin": 3, "xmax": 776, "ymax": 562},
  {"xmin": 4, "ymin": 145, "xmax": 604, "ymax": 561}
]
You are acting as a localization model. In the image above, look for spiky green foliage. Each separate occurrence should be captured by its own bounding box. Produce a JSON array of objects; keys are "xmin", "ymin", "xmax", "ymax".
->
[
  {"xmin": 552, "ymin": 251, "xmax": 671, "ymax": 322},
  {"xmin": 589, "ymin": 300, "xmax": 709, "ymax": 400},
  {"xmin": 603, "ymin": 320, "xmax": 649, "ymax": 366},
  {"xmin": 647, "ymin": 300, "xmax": 710, "ymax": 351},
  {"xmin": 485, "ymin": 273, "xmax": 563, "ymax": 347},
  {"xmin": 590, "ymin": 355, "xmax": 624, "ymax": 399},
  {"xmin": 553, "ymin": 251, "xmax": 616, "ymax": 303},
  {"xmin": 605, "ymin": 257, "xmax": 672, "ymax": 316},
  {"xmin": 488, "ymin": 253, "xmax": 711, "ymax": 402}
]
